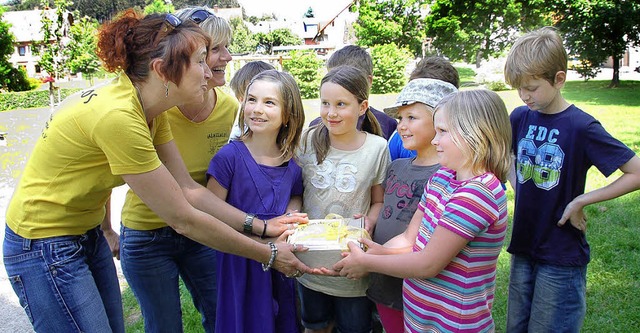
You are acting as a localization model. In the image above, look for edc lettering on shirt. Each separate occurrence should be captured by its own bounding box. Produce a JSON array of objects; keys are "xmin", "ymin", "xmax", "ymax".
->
[{"xmin": 516, "ymin": 124, "xmax": 565, "ymax": 190}]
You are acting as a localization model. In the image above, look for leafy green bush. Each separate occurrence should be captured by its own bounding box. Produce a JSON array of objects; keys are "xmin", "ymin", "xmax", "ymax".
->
[
  {"xmin": 283, "ymin": 50, "xmax": 323, "ymax": 99},
  {"xmin": 370, "ymin": 43, "xmax": 412, "ymax": 94},
  {"xmin": 486, "ymin": 80, "xmax": 510, "ymax": 91},
  {"xmin": 0, "ymin": 88, "xmax": 81, "ymax": 111}
]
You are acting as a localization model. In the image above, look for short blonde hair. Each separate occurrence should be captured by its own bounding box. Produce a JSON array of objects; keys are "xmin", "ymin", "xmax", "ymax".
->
[
  {"xmin": 434, "ymin": 89, "xmax": 512, "ymax": 182},
  {"xmin": 504, "ymin": 27, "xmax": 567, "ymax": 88},
  {"xmin": 174, "ymin": 7, "xmax": 232, "ymax": 47}
]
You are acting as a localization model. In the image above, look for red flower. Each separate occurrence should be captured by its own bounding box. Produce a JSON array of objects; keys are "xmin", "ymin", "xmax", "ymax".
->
[{"xmin": 41, "ymin": 76, "xmax": 55, "ymax": 83}]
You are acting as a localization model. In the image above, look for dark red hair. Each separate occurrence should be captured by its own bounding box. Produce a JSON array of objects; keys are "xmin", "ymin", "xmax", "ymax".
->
[{"xmin": 96, "ymin": 9, "xmax": 210, "ymax": 86}]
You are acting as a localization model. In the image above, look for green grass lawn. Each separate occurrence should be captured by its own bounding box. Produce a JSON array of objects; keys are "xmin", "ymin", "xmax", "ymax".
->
[{"xmin": 123, "ymin": 80, "xmax": 640, "ymax": 332}]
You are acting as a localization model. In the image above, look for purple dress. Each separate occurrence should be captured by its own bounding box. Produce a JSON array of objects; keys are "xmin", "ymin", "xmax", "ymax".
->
[{"xmin": 206, "ymin": 140, "xmax": 303, "ymax": 333}]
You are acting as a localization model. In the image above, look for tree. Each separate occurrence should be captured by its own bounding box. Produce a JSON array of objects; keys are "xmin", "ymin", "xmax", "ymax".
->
[
  {"xmin": 550, "ymin": 0, "xmax": 640, "ymax": 87},
  {"xmin": 354, "ymin": 0, "xmax": 426, "ymax": 57},
  {"xmin": 254, "ymin": 28, "xmax": 302, "ymax": 54},
  {"xmin": 282, "ymin": 49, "xmax": 323, "ymax": 99},
  {"xmin": 229, "ymin": 17, "xmax": 256, "ymax": 54},
  {"xmin": 72, "ymin": 0, "xmax": 145, "ymax": 22},
  {"xmin": 66, "ymin": 16, "xmax": 101, "ymax": 83},
  {"xmin": 36, "ymin": 0, "xmax": 73, "ymax": 107},
  {"xmin": 0, "ymin": 8, "xmax": 32, "ymax": 91},
  {"xmin": 425, "ymin": 0, "xmax": 549, "ymax": 67},
  {"xmin": 143, "ymin": 0, "xmax": 175, "ymax": 15},
  {"xmin": 370, "ymin": 43, "xmax": 412, "ymax": 94}
]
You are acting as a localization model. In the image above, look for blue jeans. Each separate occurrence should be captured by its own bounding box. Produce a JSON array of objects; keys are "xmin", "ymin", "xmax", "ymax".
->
[
  {"xmin": 298, "ymin": 283, "xmax": 373, "ymax": 333},
  {"xmin": 3, "ymin": 225, "xmax": 124, "ymax": 332},
  {"xmin": 506, "ymin": 254, "xmax": 586, "ymax": 333},
  {"xmin": 120, "ymin": 226, "xmax": 217, "ymax": 333}
]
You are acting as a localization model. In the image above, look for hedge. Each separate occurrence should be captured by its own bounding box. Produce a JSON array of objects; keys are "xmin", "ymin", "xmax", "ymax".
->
[{"xmin": 0, "ymin": 88, "xmax": 82, "ymax": 112}]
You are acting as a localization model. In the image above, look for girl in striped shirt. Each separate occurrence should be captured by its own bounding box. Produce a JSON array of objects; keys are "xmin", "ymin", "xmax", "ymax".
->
[{"xmin": 333, "ymin": 89, "xmax": 512, "ymax": 332}]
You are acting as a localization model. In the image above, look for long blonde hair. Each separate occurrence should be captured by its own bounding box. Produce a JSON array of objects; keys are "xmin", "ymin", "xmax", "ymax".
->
[{"xmin": 434, "ymin": 90, "xmax": 512, "ymax": 181}]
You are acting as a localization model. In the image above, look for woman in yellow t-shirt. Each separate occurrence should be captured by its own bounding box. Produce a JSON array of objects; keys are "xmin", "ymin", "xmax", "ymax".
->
[
  {"xmin": 3, "ymin": 9, "xmax": 308, "ymax": 333},
  {"xmin": 118, "ymin": 7, "xmax": 236, "ymax": 332}
]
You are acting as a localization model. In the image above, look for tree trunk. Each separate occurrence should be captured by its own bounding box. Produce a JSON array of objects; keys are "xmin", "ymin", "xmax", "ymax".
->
[
  {"xmin": 610, "ymin": 54, "xmax": 620, "ymax": 88},
  {"xmin": 49, "ymin": 82, "xmax": 55, "ymax": 111},
  {"xmin": 475, "ymin": 50, "xmax": 482, "ymax": 68}
]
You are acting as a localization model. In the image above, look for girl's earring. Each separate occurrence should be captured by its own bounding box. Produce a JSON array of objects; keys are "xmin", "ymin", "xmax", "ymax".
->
[{"xmin": 164, "ymin": 82, "xmax": 169, "ymax": 98}]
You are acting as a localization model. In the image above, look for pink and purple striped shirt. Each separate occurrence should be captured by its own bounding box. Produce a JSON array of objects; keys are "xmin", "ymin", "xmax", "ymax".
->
[{"xmin": 403, "ymin": 167, "xmax": 507, "ymax": 333}]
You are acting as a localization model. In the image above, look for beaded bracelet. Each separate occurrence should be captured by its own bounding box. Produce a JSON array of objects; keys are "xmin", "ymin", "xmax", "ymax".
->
[
  {"xmin": 260, "ymin": 219, "xmax": 268, "ymax": 239},
  {"xmin": 262, "ymin": 241, "xmax": 278, "ymax": 271}
]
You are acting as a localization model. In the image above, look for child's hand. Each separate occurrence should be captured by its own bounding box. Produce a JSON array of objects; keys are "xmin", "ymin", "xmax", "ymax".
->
[
  {"xmin": 333, "ymin": 241, "xmax": 369, "ymax": 279},
  {"xmin": 352, "ymin": 213, "xmax": 374, "ymax": 235},
  {"xmin": 557, "ymin": 200, "xmax": 587, "ymax": 233},
  {"xmin": 360, "ymin": 238, "xmax": 385, "ymax": 255}
]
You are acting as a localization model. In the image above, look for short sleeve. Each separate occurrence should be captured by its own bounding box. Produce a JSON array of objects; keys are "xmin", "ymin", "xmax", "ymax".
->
[
  {"xmin": 92, "ymin": 108, "xmax": 161, "ymax": 175},
  {"xmin": 438, "ymin": 182, "xmax": 500, "ymax": 240},
  {"xmin": 584, "ymin": 120, "xmax": 636, "ymax": 177},
  {"xmin": 206, "ymin": 143, "xmax": 235, "ymax": 190}
]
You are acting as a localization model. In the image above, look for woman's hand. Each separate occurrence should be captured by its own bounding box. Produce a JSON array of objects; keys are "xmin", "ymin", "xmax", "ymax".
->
[
  {"xmin": 102, "ymin": 228, "xmax": 120, "ymax": 260},
  {"xmin": 263, "ymin": 211, "xmax": 308, "ymax": 238},
  {"xmin": 272, "ymin": 239, "xmax": 317, "ymax": 277}
]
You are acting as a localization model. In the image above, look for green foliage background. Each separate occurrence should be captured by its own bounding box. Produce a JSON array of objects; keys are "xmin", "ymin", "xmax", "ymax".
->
[
  {"xmin": 0, "ymin": 88, "xmax": 81, "ymax": 111},
  {"xmin": 370, "ymin": 43, "xmax": 412, "ymax": 94},
  {"xmin": 282, "ymin": 50, "xmax": 323, "ymax": 99}
]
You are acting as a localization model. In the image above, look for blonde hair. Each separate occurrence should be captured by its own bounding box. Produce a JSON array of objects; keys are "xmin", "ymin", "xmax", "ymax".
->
[
  {"xmin": 174, "ymin": 7, "xmax": 232, "ymax": 47},
  {"xmin": 434, "ymin": 90, "xmax": 512, "ymax": 182},
  {"xmin": 239, "ymin": 70, "xmax": 305, "ymax": 159},
  {"xmin": 504, "ymin": 26, "xmax": 567, "ymax": 88},
  {"xmin": 303, "ymin": 65, "xmax": 382, "ymax": 164}
]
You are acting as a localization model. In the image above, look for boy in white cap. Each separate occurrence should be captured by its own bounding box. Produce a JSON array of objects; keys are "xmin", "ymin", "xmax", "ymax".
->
[{"xmin": 366, "ymin": 78, "xmax": 457, "ymax": 333}]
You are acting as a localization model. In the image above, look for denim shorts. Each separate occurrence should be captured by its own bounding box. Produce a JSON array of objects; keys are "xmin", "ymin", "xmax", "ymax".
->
[
  {"xmin": 297, "ymin": 283, "xmax": 373, "ymax": 333},
  {"xmin": 3, "ymin": 225, "xmax": 124, "ymax": 332},
  {"xmin": 506, "ymin": 254, "xmax": 587, "ymax": 333}
]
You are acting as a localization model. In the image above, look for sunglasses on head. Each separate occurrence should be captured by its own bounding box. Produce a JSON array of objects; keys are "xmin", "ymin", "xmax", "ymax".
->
[
  {"xmin": 164, "ymin": 13, "xmax": 182, "ymax": 28},
  {"xmin": 189, "ymin": 9, "xmax": 215, "ymax": 24}
]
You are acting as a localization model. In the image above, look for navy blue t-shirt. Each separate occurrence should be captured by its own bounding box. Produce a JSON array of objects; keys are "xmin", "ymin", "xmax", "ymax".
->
[
  {"xmin": 308, "ymin": 106, "xmax": 397, "ymax": 140},
  {"xmin": 509, "ymin": 104, "xmax": 636, "ymax": 266}
]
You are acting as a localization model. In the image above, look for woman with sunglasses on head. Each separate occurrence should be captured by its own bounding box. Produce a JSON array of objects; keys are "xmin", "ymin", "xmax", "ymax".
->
[
  {"xmin": 117, "ymin": 7, "xmax": 247, "ymax": 332},
  {"xmin": 3, "ymin": 9, "xmax": 310, "ymax": 333}
]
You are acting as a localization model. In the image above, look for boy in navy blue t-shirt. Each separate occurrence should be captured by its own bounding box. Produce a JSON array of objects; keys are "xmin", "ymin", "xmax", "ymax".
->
[{"xmin": 504, "ymin": 27, "xmax": 640, "ymax": 332}]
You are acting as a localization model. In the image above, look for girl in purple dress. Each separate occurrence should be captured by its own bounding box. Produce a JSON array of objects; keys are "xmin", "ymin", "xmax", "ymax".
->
[{"xmin": 206, "ymin": 70, "xmax": 306, "ymax": 333}]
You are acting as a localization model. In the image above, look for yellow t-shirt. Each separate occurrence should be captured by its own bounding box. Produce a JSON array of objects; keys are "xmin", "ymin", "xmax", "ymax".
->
[
  {"xmin": 121, "ymin": 87, "xmax": 239, "ymax": 230},
  {"xmin": 6, "ymin": 74, "xmax": 173, "ymax": 238}
]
